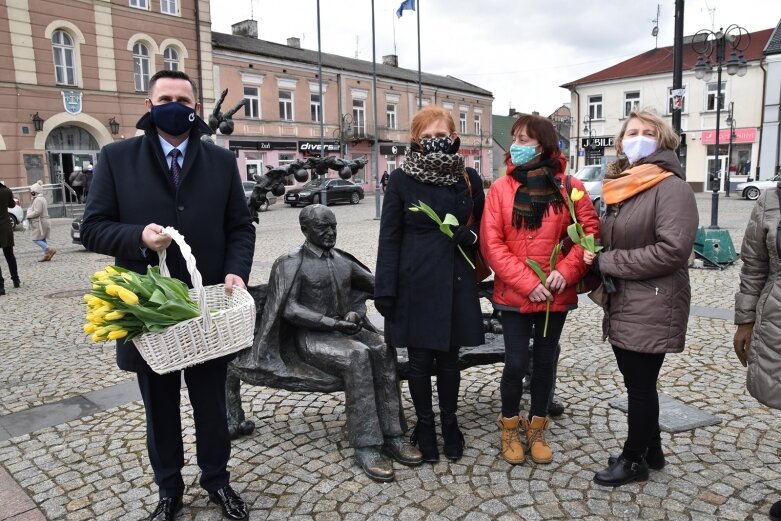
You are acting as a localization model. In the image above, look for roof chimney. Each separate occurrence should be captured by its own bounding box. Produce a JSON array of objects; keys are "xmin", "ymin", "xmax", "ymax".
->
[
  {"xmin": 382, "ymin": 54, "xmax": 398, "ymax": 67},
  {"xmin": 287, "ymin": 37, "xmax": 301, "ymax": 48},
  {"xmin": 231, "ymin": 20, "xmax": 258, "ymax": 39},
  {"xmin": 509, "ymin": 107, "xmax": 518, "ymax": 117}
]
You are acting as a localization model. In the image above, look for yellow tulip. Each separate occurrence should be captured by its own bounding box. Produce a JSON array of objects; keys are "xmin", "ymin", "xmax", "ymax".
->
[
  {"xmin": 83, "ymin": 323, "xmax": 97, "ymax": 334},
  {"xmin": 104, "ymin": 311, "xmax": 125, "ymax": 321},
  {"xmin": 121, "ymin": 272, "xmax": 133, "ymax": 282},
  {"xmin": 571, "ymin": 188, "xmax": 585, "ymax": 202},
  {"xmin": 83, "ymin": 294, "xmax": 92, "ymax": 303},
  {"xmin": 117, "ymin": 288, "xmax": 139, "ymax": 305},
  {"xmin": 91, "ymin": 308, "xmax": 108, "ymax": 319},
  {"xmin": 105, "ymin": 284, "xmax": 123, "ymax": 297},
  {"xmin": 91, "ymin": 333, "xmax": 107, "ymax": 342},
  {"xmin": 105, "ymin": 266, "xmax": 119, "ymax": 275},
  {"xmin": 107, "ymin": 329, "xmax": 128, "ymax": 340}
]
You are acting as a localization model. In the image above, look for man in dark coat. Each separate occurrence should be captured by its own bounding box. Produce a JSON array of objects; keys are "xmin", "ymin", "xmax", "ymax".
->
[
  {"xmin": 0, "ymin": 180, "xmax": 20, "ymax": 294},
  {"xmin": 81, "ymin": 70, "xmax": 255, "ymax": 521}
]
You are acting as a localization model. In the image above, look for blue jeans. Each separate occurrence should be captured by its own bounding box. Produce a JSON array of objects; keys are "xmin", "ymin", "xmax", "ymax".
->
[{"xmin": 33, "ymin": 239, "xmax": 49, "ymax": 252}]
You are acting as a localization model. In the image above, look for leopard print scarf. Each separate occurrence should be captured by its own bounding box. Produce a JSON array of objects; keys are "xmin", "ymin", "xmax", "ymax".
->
[{"xmin": 402, "ymin": 147, "xmax": 466, "ymax": 186}]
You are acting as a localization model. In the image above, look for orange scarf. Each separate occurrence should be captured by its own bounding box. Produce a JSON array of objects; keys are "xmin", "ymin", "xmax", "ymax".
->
[{"xmin": 602, "ymin": 164, "xmax": 674, "ymax": 205}]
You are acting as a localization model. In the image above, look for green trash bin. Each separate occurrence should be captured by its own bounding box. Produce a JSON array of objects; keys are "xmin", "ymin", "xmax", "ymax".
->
[{"xmin": 693, "ymin": 227, "xmax": 738, "ymax": 266}]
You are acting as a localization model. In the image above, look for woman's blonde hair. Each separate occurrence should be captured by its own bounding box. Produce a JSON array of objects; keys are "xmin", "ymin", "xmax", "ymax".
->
[
  {"xmin": 410, "ymin": 105, "xmax": 456, "ymax": 143},
  {"xmin": 615, "ymin": 109, "xmax": 680, "ymax": 154}
]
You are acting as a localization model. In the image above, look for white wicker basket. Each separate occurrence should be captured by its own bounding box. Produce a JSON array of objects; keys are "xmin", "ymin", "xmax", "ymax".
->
[{"xmin": 134, "ymin": 227, "xmax": 256, "ymax": 374}]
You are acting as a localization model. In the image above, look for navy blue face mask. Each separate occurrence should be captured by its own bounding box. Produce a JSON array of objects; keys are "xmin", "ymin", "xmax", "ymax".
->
[{"xmin": 150, "ymin": 102, "xmax": 197, "ymax": 136}]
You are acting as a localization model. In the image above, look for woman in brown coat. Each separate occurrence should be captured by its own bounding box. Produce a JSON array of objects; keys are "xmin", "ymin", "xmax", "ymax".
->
[
  {"xmin": 26, "ymin": 181, "xmax": 56, "ymax": 261},
  {"xmin": 733, "ymin": 181, "xmax": 781, "ymax": 521},
  {"xmin": 584, "ymin": 110, "xmax": 698, "ymax": 487}
]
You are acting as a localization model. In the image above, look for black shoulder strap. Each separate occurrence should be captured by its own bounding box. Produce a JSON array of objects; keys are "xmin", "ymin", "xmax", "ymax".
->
[{"xmin": 565, "ymin": 175, "xmax": 574, "ymax": 224}]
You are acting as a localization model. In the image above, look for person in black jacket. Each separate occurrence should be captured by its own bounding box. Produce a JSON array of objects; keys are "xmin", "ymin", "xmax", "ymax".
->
[
  {"xmin": 81, "ymin": 70, "xmax": 255, "ymax": 521},
  {"xmin": 0, "ymin": 180, "xmax": 20, "ymax": 294},
  {"xmin": 375, "ymin": 105, "xmax": 485, "ymax": 463}
]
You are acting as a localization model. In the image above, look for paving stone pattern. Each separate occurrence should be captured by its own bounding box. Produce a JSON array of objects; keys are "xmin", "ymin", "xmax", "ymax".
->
[{"xmin": 0, "ymin": 194, "xmax": 779, "ymax": 520}]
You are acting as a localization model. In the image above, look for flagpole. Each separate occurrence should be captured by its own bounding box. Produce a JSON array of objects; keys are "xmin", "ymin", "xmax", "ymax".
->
[
  {"xmin": 372, "ymin": 0, "xmax": 381, "ymax": 220},
  {"xmin": 416, "ymin": 0, "xmax": 422, "ymax": 108},
  {"xmin": 316, "ymin": 0, "xmax": 327, "ymax": 205},
  {"xmin": 392, "ymin": 6, "xmax": 397, "ymax": 55}
]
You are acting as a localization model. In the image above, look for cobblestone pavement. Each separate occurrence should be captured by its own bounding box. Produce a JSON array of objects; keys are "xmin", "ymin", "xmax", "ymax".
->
[{"xmin": 0, "ymin": 193, "xmax": 779, "ymax": 520}]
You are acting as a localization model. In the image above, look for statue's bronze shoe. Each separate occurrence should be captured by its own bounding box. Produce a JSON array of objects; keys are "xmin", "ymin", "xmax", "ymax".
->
[
  {"xmin": 354, "ymin": 447, "xmax": 395, "ymax": 482},
  {"xmin": 382, "ymin": 435, "xmax": 423, "ymax": 466}
]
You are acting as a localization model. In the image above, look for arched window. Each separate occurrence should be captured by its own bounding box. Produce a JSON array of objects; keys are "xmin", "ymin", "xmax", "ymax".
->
[
  {"xmin": 133, "ymin": 43, "xmax": 150, "ymax": 91},
  {"xmin": 163, "ymin": 47, "xmax": 179, "ymax": 71},
  {"xmin": 52, "ymin": 30, "xmax": 76, "ymax": 85}
]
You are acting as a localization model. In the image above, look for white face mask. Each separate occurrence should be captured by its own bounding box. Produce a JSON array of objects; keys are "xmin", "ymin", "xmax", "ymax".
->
[{"xmin": 622, "ymin": 136, "xmax": 657, "ymax": 164}]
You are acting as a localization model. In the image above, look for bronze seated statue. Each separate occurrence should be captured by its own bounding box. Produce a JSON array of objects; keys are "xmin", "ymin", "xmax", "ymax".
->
[{"xmin": 228, "ymin": 205, "xmax": 422, "ymax": 481}]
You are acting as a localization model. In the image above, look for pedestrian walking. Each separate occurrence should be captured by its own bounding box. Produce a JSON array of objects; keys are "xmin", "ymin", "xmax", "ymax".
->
[
  {"xmin": 81, "ymin": 70, "xmax": 255, "ymax": 521},
  {"xmin": 480, "ymin": 114, "xmax": 598, "ymax": 466},
  {"xmin": 69, "ymin": 166, "xmax": 85, "ymax": 202},
  {"xmin": 82, "ymin": 163, "xmax": 94, "ymax": 202},
  {"xmin": 380, "ymin": 170, "xmax": 389, "ymax": 193},
  {"xmin": 375, "ymin": 105, "xmax": 485, "ymax": 463},
  {"xmin": 733, "ymin": 179, "xmax": 781, "ymax": 521},
  {"xmin": 26, "ymin": 181, "xmax": 56, "ymax": 262},
  {"xmin": 0, "ymin": 180, "xmax": 20, "ymax": 294},
  {"xmin": 584, "ymin": 110, "xmax": 698, "ymax": 487}
]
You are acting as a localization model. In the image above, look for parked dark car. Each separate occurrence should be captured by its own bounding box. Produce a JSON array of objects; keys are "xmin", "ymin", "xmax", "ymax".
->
[{"xmin": 285, "ymin": 178, "xmax": 364, "ymax": 207}]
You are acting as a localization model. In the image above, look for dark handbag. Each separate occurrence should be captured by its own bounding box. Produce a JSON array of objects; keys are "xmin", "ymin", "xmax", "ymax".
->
[
  {"xmin": 464, "ymin": 172, "xmax": 492, "ymax": 282},
  {"xmin": 562, "ymin": 176, "xmax": 601, "ymax": 294}
]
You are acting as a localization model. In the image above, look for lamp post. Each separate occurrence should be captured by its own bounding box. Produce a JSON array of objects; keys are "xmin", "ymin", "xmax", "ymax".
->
[
  {"xmin": 691, "ymin": 24, "xmax": 750, "ymax": 228},
  {"xmin": 583, "ymin": 115, "xmax": 594, "ymax": 166},
  {"xmin": 724, "ymin": 101, "xmax": 736, "ymax": 197}
]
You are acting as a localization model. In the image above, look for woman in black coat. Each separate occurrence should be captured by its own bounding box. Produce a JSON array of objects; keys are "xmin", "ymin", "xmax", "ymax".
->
[{"xmin": 375, "ymin": 105, "xmax": 485, "ymax": 462}]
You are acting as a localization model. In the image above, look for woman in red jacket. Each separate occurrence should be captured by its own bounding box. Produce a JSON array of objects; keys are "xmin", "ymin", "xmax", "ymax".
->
[{"xmin": 480, "ymin": 114, "xmax": 598, "ymax": 465}]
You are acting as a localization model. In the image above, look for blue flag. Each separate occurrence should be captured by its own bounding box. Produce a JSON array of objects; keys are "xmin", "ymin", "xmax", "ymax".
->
[{"xmin": 396, "ymin": 0, "xmax": 415, "ymax": 18}]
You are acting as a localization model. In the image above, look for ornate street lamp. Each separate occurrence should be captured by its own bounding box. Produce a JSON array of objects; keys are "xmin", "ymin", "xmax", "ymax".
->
[
  {"xmin": 583, "ymin": 115, "xmax": 594, "ymax": 165},
  {"xmin": 31, "ymin": 112, "xmax": 44, "ymax": 132},
  {"xmin": 725, "ymin": 102, "xmax": 736, "ymax": 196},
  {"xmin": 691, "ymin": 24, "xmax": 750, "ymax": 228},
  {"xmin": 108, "ymin": 117, "xmax": 120, "ymax": 135}
]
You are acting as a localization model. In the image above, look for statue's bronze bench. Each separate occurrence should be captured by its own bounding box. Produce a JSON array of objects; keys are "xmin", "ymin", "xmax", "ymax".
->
[{"xmin": 226, "ymin": 283, "xmax": 505, "ymax": 439}]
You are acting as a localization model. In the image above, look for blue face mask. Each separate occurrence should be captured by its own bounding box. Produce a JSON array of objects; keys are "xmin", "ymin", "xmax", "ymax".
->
[
  {"xmin": 509, "ymin": 144, "xmax": 540, "ymax": 166},
  {"xmin": 150, "ymin": 102, "xmax": 197, "ymax": 136}
]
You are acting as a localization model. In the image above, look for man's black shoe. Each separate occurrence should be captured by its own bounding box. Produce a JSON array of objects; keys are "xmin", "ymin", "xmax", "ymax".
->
[
  {"xmin": 149, "ymin": 496, "xmax": 182, "ymax": 521},
  {"xmin": 208, "ymin": 485, "xmax": 248, "ymax": 520},
  {"xmin": 548, "ymin": 400, "xmax": 565, "ymax": 417},
  {"xmin": 594, "ymin": 455, "xmax": 649, "ymax": 487},
  {"xmin": 608, "ymin": 445, "xmax": 665, "ymax": 470}
]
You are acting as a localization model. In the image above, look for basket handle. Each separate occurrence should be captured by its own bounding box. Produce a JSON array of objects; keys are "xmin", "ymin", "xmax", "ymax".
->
[{"xmin": 157, "ymin": 226, "xmax": 213, "ymax": 331}]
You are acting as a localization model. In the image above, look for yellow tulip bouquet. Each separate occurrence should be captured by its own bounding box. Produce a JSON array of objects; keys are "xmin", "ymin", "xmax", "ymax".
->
[
  {"xmin": 84, "ymin": 265, "xmax": 200, "ymax": 342},
  {"xmin": 567, "ymin": 187, "xmax": 602, "ymax": 254}
]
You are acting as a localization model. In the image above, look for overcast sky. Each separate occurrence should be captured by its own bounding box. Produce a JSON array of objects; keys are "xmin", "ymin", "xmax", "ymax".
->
[{"xmin": 211, "ymin": 0, "xmax": 781, "ymax": 117}]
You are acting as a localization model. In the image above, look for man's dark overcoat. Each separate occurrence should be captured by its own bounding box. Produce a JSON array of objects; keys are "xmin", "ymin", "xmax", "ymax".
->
[
  {"xmin": 375, "ymin": 167, "xmax": 485, "ymax": 351},
  {"xmin": 81, "ymin": 113, "xmax": 256, "ymax": 372}
]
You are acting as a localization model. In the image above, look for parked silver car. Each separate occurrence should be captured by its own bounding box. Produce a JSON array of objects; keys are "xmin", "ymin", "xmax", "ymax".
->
[
  {"xmin": 574, "ymin": 165, "xmax": 605, "ymax": 210},
  {"xmin": 735, "ymin": 175, "xmax": 780, "ymax": 201}
]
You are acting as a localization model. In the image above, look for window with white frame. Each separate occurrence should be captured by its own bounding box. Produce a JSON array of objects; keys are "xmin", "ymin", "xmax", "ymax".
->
[
  {"xmin": 706, "ymin": 82, "xmax": 725, "ymax": 111},
  {"xmin": 161, "ymin": 0, "xmax": 177, "ymax": 15},
  {"xmin": 474, "ymin": 157, "xmax": 481, "ymax": 175},
  {"xmin": 163, "ymin": 47, "xmax": 179, "ymax": 71},
  {"xmin": 353, "ymin": 99, "xmax": 366, "ymax": 136},
  {"xmin": 667, "ymin": 87, "xmax": 687, "ymax": 114},
  {"xmin": 459, "ymin": 112, "xmax": 467, "ymax": 134},
  {"xmin": 588, "ymin": 95, "xmax": 603, "ymax": 120},
  {"xmin": 474, "ymin": 114, "xmax": 481, "ymax": 134},
  {"xmin": 279, "ymin": 90, "xmax": 293, "ymax": 121},
  {"xmin": 243, "ymin": 86, "xmax": 260, "ymax": 119},
  {"xmin": 132, "ymin": 42, "xmax": 150, "ymax": 92},
  {"xmin": 310, "ymin": 93, "xmax": 322, "ymax": 122},
  {"xmin": 129, "ymin": 0, "xmax": 149, "ymax": 9},
  {"xmin": 386, "ymin": 103, "xmax": 397, "ymax": 129},
  {"xmin": 52, "ymin": 30, "xmax": 76, "ymax": 86},
  {"xmin": 623, "ymin": 91, "xmax": 640, "ymax": 118}
]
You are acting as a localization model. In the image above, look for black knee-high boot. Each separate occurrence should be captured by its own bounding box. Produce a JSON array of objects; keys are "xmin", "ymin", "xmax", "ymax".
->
[
  {"xmin": 437, "ymin": 367, "xmax": 464, "ymax": 461},
  {"xmin": 407, "ymin": 375, "xmax": 439, "ymax": 462}
]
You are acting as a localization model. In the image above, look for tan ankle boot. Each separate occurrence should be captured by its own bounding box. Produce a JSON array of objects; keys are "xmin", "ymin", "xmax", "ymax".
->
[
  {"xmin": 45, "ymin": 248, "xmax": 56, "ymax": 261},
  {"xmin": 497, "ymin": 415, "xmax": 525, "ymax": 464},
  {"xmin": 523, "ymin": 416, "xmax": 553, "ymax": 464}
]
